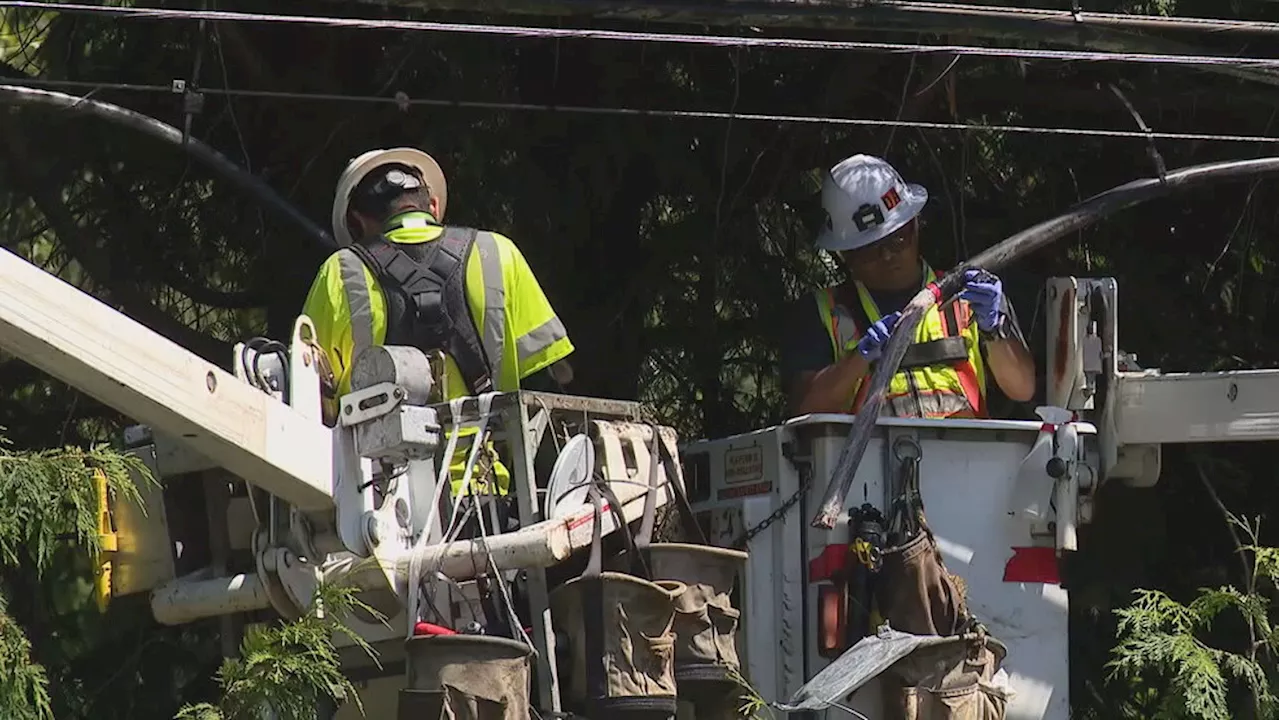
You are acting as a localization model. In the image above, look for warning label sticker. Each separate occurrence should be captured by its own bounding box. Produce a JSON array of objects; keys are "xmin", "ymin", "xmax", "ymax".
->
[{"xmin": 724, "ymin": 445, "xmax": 764, "ymax": 485}]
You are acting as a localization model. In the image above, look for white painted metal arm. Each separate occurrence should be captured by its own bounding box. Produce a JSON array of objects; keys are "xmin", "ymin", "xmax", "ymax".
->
[
  {"xmin": 0, "ymin": 247, "xmax": 335, "ymax": 510},
  {"xmin": 1112, "ymin": 369, "xmax": 1279, "ymax": 445}
]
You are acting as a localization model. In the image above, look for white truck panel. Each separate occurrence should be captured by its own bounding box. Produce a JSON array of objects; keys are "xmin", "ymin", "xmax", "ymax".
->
[{"xmin": 683, "ymin": 415, "xmax": 1093, "ymax": 720}]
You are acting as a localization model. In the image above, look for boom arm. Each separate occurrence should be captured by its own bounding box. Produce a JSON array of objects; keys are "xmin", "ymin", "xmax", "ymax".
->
[{"xmin": 0, "ymin": 245, "xmax": 336, "ymax": 510}]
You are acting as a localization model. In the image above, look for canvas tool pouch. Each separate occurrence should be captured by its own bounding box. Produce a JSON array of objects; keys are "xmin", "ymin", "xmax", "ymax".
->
[
  {"xmin": 642, "ymin": 543, "xmax": 747, "ymax": 683},
  {"xmin": 628, "ymin": 425, "xmax": 750, "ymax": 684},
  {"xmin": 397, "ymin": 634, "xmax": 533, "ymax": 720},
  {"xmin": 882, "ymin": 631, "xmax": 1011, "ymax": 720},
  {"xmin": 551, "ymin": 486, "xmax": 683, "ymax": 717}
]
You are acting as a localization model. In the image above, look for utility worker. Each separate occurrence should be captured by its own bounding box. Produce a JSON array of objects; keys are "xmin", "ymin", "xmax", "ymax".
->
[
  {"xmin": 782, "ymin": 154, "xmax": 1036, "ymax": 418},
  {"xmin": 303, "ymin": 147, "xmax": 575, "ymax": 495}
]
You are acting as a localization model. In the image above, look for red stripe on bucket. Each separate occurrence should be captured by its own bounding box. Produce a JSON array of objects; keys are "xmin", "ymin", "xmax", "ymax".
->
[{"xmin": 413, "ymin": 622, "xmax": 458, "ymax": 636}]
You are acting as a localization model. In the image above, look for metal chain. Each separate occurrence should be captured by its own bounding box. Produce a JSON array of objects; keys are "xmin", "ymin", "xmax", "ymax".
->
[{"xmin": 731, "ymin": 466, "xmax": 812, "ymax": 550}]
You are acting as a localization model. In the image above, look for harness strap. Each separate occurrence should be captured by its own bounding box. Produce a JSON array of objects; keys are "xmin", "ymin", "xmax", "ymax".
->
[
  {"xmin": 635, "ymin": 424, "xmax": 708, "ymax": 551},
  {"xmin": 581, "ymin": 487, "xmax": 607, "ymax": 703},
  {"xmin": 348, "ymin": 227, "xmax": 495, "ymax": 395}
]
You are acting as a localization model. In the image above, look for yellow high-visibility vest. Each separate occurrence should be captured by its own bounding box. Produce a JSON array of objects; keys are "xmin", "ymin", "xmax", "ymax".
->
[
  {"xmin": 813, "ymin": 262, "xmax": 987, "ymax": 418},
  {"xmin": 302, "ymin": 212, "xmax": 575, "ymax": 494}
]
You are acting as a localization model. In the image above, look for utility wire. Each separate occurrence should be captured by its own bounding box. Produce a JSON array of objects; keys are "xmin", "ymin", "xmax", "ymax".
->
[
  {"xmin": 2, "ymin": 0, "xmax": 1275, "ymax": 69},
  {"xmin": 7, "ymin": 78, "xmax": 1277, "ymax": 144},
  {"xmin": 867, "ymin": 0, "xmax": 1278, "ymax": 34}
]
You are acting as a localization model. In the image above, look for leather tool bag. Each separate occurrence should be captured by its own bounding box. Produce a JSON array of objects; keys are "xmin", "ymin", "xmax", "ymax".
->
[
  {"xmin": 397, "ymin": 634, "xmax": 534, "ymax": 720},
  {"xmin": 550, "ymin": 485, "xmax": 683, "ymax": 718},
  {"xmin": 873, "ymin": 447, "xmax": 1011, "ymax": 720},
  {"xmin": 875, "ymin": 451, "xmax": 970, "ymax": 638}
]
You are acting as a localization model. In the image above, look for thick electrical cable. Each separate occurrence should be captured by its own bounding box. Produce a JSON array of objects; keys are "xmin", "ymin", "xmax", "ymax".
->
[
  {"xmin": 6, "ymin": 78, "xmax": 1277, "ymax": 144},
  {"xmin": 0, "ymin": 84, "xmax": 336, "ymax": 249},
  {"xmin": 2, "ymin": 1, "xmax": 1274, "ymax": 69},
  {"xmin": 809, "ymin": 155, "xmax": 1280, "ymax": 530}
]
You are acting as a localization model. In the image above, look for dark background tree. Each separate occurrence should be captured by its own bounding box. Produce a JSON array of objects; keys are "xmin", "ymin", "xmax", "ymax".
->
[{"xmin": 0, "ymin": 0, "xmax": 1275, "ymax": 716}]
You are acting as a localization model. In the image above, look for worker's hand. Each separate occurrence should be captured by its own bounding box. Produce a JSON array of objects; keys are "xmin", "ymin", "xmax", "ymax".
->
[
  {"xmin": 960, "ymin": 269, "xmax": 1005, "ymax": 333},
  {"xmin": 848, "ymin": 311, "xmax": 901, "ymax": 362}
]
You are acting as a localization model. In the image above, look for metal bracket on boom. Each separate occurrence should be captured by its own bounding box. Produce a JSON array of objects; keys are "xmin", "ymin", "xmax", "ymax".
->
[{"xmin": 1046, "ymin": 277, "xmax": 1278, "ymax": 488}]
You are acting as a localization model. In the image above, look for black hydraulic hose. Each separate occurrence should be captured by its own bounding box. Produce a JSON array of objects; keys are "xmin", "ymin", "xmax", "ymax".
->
[
  {"xmin": 0, "ymin": 84, "xmax": 335, "ymax": 250},
  {"xmin": 811, "ymin": 155, "xmax": 1279, "ymax": 529}
]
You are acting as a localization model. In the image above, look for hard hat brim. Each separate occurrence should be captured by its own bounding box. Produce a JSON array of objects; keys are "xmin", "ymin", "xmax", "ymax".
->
[
  {"xmin": 816, "ymin": 182, "xmax": 928, "ymax": 252},
  {"xmin": 331, "ymin": 148, "xmax": 449, "ymax": 247}
]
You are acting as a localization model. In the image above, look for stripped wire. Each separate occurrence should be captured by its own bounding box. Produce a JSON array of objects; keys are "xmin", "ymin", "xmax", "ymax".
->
[
  {"xmin": 4, "ymin": 78, "xmax": 1276, "ymax": 144},
  {"xmin": 1, "ymin": 0, "xmax": 1275, "ymax": 69}
]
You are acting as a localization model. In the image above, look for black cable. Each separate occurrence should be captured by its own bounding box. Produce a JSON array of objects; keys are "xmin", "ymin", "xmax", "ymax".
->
[
  {"xmin": 0, "ymin": 84, "xmax": 335, "ymax": 250},
  {"xmin": 241, "ymin": 336, "xmax": 292, "ymax": 404}
]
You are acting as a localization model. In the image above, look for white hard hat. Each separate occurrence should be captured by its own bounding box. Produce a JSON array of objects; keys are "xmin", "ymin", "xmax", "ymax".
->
[
  {"xmin": 331, "ymin": 147, "xmax": 448, "ymax": 247},
  {"xmin": 816, "ymin": 154, "xmax": 928, "ymax": 252}
]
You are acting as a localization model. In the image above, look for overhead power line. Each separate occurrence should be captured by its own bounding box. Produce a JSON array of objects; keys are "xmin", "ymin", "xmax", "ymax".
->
[
  {"xmin": 2, "ymin": 0, "xmax": 1275, "ymax": 69},
  {"xmin": 6, "ymin": 78, "xmax": 1276, "ymax": 144},
  {"xmin": 878, "ymin": 0, "xmax": 1279, "ymax": 34}
]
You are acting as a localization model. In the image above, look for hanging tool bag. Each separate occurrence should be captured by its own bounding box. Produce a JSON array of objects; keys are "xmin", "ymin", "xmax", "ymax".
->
[
  {"xmin": 550, "ymin": 484, "xmax": 684, "ymax": 717},
  {"xmin": 875, "ymin": 442, "xmax": 971, "ymax": 638},
  {"xmin": 883, "ymin": 629, "xmax": 1012, "ymax": 720},
  {"xmin": 622, "ymin": 426, "xmax": 749, "ymax": 684},
  {"xmin": 397, "ymin": 634, "xmax": 534, "ymax": 720},
  {"xmin": 874, "ymin": 440, "xmax": 1011, "ymax": 720}
]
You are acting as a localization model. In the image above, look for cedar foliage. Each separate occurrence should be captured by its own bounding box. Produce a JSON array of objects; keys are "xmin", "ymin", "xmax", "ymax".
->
[
  {"xmin": 174, "ymin": 583, "xmax": 379, "ymax": 720},
  {"xmin": 0, "ymin": 433, "xmax": 148, "ymax": 720},
  {"xmin": 1108, "ymin": 515, "xmax": 1279, "ymax": 720}
]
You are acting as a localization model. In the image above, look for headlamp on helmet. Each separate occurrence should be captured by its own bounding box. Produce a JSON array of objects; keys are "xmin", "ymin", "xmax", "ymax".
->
[{"xmin": 350, "ymin": 163, "xmax": 428, "ymax": 215}]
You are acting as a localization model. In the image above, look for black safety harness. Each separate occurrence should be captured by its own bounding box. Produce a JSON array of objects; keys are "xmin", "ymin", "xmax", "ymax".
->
[{"xmin": 346, "ymin": 223, "xmax": 495, "ymax": 394}]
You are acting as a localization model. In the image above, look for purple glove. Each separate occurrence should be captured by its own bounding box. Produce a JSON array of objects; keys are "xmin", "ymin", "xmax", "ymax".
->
[
  {"xmin": 850, "ymin": 311, "xmax": 901, "ymax": 362},
  {"xmin": 960, "ymin": 269, "xmax": 1005, "ymax": 333}
]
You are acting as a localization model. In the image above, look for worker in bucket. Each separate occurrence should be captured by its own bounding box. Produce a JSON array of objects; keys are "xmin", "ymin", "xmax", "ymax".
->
[
  {"xmin": 782, "ymin": 154, "xmax": 1036, "ymax": 418},
  {"xmin": 303, "ymin": 147, "xmax": 575, "ymax": 496}
]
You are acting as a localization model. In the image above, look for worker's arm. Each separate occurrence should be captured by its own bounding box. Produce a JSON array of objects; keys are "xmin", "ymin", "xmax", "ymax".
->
[
  {"xmin": 981, "ymin": 297, "xmax": 1036, "ymax": 402},
  {"xmin": 961, "ymin": 270, "xmax": 1036, "ymax": 403},
  {"xmin": 521, "ymin": 360, "xmax": 574, "ymax": 392},
  {"xmin": 790, "ymin": 353, "xmax": 873, "ymax": 416},
  {"xmin": 782, "ymin": 296, "xmax": 896, "ymax": 416}
]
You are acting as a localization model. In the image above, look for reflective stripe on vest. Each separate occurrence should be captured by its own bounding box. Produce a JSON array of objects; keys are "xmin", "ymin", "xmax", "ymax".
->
[{"xmin": 815, "ymin": 263, "xmax": 987, "ymax": 419}]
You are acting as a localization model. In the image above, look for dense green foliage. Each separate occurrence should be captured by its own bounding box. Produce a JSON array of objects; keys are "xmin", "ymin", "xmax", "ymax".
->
[
  {"xmin": 174, "ymin": 583, "xmax": 376, "ymax": 720},
  {"xmin": 1108, "ymin": 515, "xmax": 1278, "ymax": 719},
  {"xmin": 0, "ymin": 0, "xmax": 1275, "ymax": 717},
  {"xmin": 0, "ymin": 435, "xmax": 149, "ymax": 719}
]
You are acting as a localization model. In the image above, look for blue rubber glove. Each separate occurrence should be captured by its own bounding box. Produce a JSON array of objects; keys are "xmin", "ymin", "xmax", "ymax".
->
[
  {"xmin": 960, "ymin": 269, "xmax": 1005, "ymax": 333},
  {"xmin": 848, "ymin": 311, "xmax": 901, "ymax": 362}
]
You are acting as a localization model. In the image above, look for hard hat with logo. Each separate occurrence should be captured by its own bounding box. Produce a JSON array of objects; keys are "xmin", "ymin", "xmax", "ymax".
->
[
  {"xmin": 331, "ymin": 147, "xmax": 448, "ymax": 247},
  {"xmin": 816, "ymin": 154, "xmax": 928, "ymax": 252}
]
